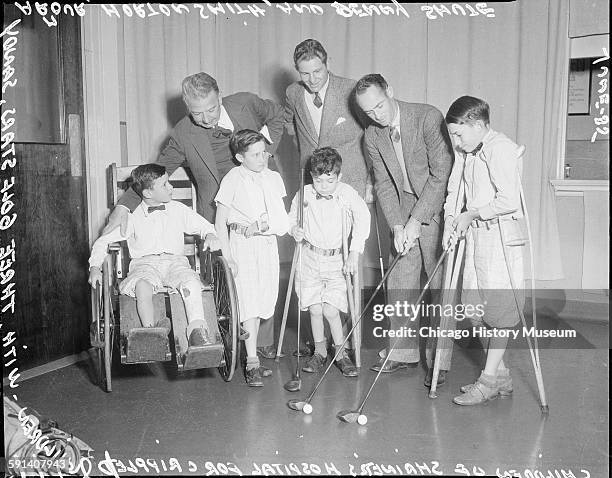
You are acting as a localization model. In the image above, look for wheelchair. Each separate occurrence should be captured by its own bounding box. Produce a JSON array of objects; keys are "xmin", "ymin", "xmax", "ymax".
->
[{"xmin": 90, "ymin": 164, "xmax": 240, "ymax": 392}]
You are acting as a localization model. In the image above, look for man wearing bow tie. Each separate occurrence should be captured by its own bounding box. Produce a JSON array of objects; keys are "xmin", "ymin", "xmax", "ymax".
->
[
  {"xmin": 284, "ymin": 39, "xmax": 369, "ymax": 198},
  {"xmin": 355, "ymin": 74, "xmax": 453, "ymax": 383},
  {"xmin": 103, "ymin": 72, "xmax": 285, "ymax": 359}
]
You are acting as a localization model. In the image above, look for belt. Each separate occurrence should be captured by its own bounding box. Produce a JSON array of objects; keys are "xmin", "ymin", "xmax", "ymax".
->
[
  {"xmin": 303, "ymin": 240, "xmax": 341, "ymax": 257},
  {"xmin": 472, "ymin": 217, "xmax": 499, "ymax": 229},
  {"xmin": 229, "ymin": 223, "xmax": 250, "ymax": 235}
]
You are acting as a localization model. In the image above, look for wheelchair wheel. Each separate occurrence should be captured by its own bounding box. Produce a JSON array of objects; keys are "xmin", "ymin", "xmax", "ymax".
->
[{"xmin": 212, "ymin": 254, "xmax": 240, "ymax": 381}]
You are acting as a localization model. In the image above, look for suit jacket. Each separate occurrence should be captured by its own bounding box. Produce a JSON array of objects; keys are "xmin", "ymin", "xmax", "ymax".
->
[
  {"xmin": 285, "ymin": 73, "xmax": 368, "ymax": 197},
  {"xmin": 365, "ymin": 100, "xmax": 453, "ymax": 228},
  {"xmin": 119, "ymin": 92, "xmax": 285, "ymax": 222}
]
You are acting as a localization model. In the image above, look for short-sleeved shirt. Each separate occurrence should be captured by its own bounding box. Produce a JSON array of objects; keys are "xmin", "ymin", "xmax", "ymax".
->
[{"xmin": 214, "ymin": 165, "xmax": 289, "ymax": 236}]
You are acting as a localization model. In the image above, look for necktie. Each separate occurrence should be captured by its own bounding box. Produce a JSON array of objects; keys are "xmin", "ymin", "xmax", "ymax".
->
[
  {"xmin": 315, "ymin": 192, "xmax": 333, "ymax": 200},
  {"xmin": 467, "ymin": 142, "xmax": 483, "ymax": 155},
  {"xmin": 390, "ymin": 125, "xmax": 401, "ymax": 143},
  {"xmin": 148, "ymin": 205, "xmax": 166, "ymax": 213},
  {"xmin": 313, "ymin": 92, "xmax": 323, "ymax": 109},
  {"xmin": 212, "ymin": 126, "xmax": 232, "ymax": 138}
]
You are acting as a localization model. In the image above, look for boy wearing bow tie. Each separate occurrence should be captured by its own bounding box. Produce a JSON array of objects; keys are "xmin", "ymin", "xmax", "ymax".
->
[
  {"xmin": 88, "ymin": 164, "xmax": 220, "ymax": 347},
  {"xmin": 289, "ymin": 147, "xmax": 371, "ymax": 377}
]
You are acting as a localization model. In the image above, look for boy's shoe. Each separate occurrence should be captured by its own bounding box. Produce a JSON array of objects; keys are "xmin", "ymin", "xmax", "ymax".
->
[
  {"xmin": 257, "ymin": 346, "xmax": 276, "ymax": 359},
  {"xmin": 336, "ymin": 354, "xmax": 358, "ymax": 377},
  {"xmin": 424, "ymin": 369, "xmax": 447, "ymax": 388},
  {"xmin": 460, "ymin": 371, "xmax": 513, "ymax": 397},
  {"xmin": 370, "ymin": 358, "xmax": 417, "ymax": 373},
  {"xmin": 302, "ymin": 353, "xmax": 327, "ymax": 373},
  {"xmin": 245, "ymin": 367, "xmax": 263, "ymax": 387},
  {"xmin": 259, "ymin": 365, "xmax": 272, "ymax": 377},
  {"xmin": 453, "ymin": 374, "xmax": 499, "ymax": 406},
  {"xmin": 154, "ymin": 317, "xmax": 172, "ymax": 335},
  {"xmin": 188, "ymin": 328, "xmax": 212, "ymax": 347}
]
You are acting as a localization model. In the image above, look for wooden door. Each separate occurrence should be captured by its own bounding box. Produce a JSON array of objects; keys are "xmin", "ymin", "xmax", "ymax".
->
[{"xmin": 3, "ymin": 7, "xmax": 90, "ymax": 370}]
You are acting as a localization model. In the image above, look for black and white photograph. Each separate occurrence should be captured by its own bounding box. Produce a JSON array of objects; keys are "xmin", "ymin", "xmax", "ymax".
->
[{"xmin": 2, "ymin": 1, "xmax": 609, "ymax": 476}]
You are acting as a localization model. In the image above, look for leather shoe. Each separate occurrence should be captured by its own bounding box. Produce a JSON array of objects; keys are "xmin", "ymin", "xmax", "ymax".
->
[
  {"xmin": 370, "ymin": 358, "xmax": 417, "ymax": 373},
  {"xmin": 302, "ymin": 353, "xmax": 327, "ymax": 373},
  {"xmin": 188, "ymin": 328, "xmax": 212, "ymax": 347},
  {"xmin": 257, "ymin": 345, "xmax": 276, "ymax": 359},
  {"xmin": 245, "ymin": 367, "xmax": 263, "ymax": 387},
  {"xmin": 336, "ymin": 355, "xmax": 358, "ymax": 377},
  {"xmin": 424, "ymin": 369, "xmax": 447, "ymax": 387}
]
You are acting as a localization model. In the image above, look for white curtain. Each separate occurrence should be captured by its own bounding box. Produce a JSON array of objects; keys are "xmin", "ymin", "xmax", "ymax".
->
[{"xmin": 116, "ymin": 1, "xmax": 566, "ymax": 280}]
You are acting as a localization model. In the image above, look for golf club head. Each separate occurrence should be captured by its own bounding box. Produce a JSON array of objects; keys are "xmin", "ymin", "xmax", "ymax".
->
[
  {"xmin": 284, "ymin": 378, "xmax": 301, "ymax": 392},
  {"xmin": 541, "ymin": 405, "xmax": 550, "ymax": 415},
  {"xmin": 428, "ymin": 390, "xmax": 439, "ymax": 399},
  {"xmin": 287, "ymin": 399, "xmax": 305, "ymax": 411},
  {"xmin": 336, "ymin": 410, "xmax": 360, "ymax": 423}
]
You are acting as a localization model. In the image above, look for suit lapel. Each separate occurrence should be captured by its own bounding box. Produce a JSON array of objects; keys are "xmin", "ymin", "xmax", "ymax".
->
[
  {"xmin": 318, "ymin": 73, "xmax": 341, "ymax": 146},
  {"xmin": 399, "ymin": 101, "xmax": 417, "ymax": 168},
  {"xmin": 294, "ymin": 86, "xmax": 318, "ymax": 145},
  {"xmin": 377, "ymin": 126, "xmax": 404, "ymax": 195},
  {"xmin": 188, "ymin": 120, "xmax": 220, "ymax": 183}
]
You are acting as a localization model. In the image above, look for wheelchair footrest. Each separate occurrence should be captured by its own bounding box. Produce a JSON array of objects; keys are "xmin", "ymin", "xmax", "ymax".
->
[
  {"xmin": 181, "ymin": 342, "xmax": 224, "ymax": 371},
  {"xmin": 123, "ymin": 328, "xmax": 171, "ymax": 363}
]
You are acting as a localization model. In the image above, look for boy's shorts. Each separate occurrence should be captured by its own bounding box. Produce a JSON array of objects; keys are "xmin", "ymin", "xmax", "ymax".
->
[
  {"xmin": 461, "ymin": 226, "xmax": 524, "ymax": 329},
  {"xmin": 294, "ymin": 245, "xmax": 348, "ymax": 313},
  {"xmin": 119, "ymin": 254, "xmax": 201, "ymax": 297}
]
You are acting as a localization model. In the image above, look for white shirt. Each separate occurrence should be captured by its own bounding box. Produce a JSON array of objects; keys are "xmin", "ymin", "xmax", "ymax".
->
[
  {"xmin": 389, "ymin": 104, "xmax": 414, "ymax": 194},
  {"xmin": 288, "ymin": 183, "xmax": 371, "ymax": 253},
  {"xmin": 303, "ymin": 75, "xmax": 330, "ymax": 137},
  {"xmin": 444, "ymin": 129, "xmax": 523, "ymax": 221},
  {"xmin": 89, "ymin": 201, "xmax": 216, "ymax": 268},
  {"xmin": 217, "ymin": 104, "xmax": 235, "ymax": 131},
  {"xmin": 215, "ymin": 165, "xmax": 289, "ymax": 236}
]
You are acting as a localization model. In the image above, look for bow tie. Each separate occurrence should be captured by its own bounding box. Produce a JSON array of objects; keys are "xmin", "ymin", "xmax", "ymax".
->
[
  {"xmin": 315, "ymin": 193, "xmax": 333, "ymax": 200},
  {"xmin": 467, "ymin": 142, "xmax": 483, "ymax": 155},
  {"xmin": 148, "ymin": 205, "xmax": 166, "ymax": 213},
  {"xmin": 212, "ymin": 126, "xmax": 232, "ymax": 138}
]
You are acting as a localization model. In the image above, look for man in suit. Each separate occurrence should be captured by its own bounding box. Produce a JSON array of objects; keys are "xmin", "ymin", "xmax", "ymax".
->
[
  {"xmin": 284, "ymin": 39, "xmax": 368, "ymax": 197},
  {"xmin": 284, "ymin": 39, "xmax": 370, "ymax": 361},
  {"xmin": 355, "ymin": 73, "xmax": 453, "ymax": 384},
  {"xmin": 103, "ymin": 72, "xmax": 285, "ymax": 361}
]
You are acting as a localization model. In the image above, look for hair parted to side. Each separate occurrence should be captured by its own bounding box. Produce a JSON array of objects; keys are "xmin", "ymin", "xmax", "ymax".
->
[
  {"xmin": 131, "ymin": 163, "xmax": 167, "ymax": 197},
  {"xmin": 182, "ymin": 72, "xmax": 219, "ymax": 102},
  {"xmin": 308, "ymin": 147, "xmax": 342, "ymax": 177},
  {"xmin": 293, "ymin": 39, "xmax": 328, "ymax": 68},
  {"xmin": 355, "ymin": 73, "xmax": 389, "ymax": 95},
  {"xmin": 446, "ymin": 96, "xmax": 490, "ymax": 126},
  {"xmin": 229, "ymin": 129, "xmax": 266, "ymax": 158}
]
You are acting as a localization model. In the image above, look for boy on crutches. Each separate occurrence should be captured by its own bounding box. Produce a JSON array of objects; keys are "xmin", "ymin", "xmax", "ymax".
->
[
  {"xmin": 443, "ymin": 96, "xmax": 526, "ymax": 405},
  {"xmin": 288, "ymin": 147, "xmax": 370, "ymax": 377}
]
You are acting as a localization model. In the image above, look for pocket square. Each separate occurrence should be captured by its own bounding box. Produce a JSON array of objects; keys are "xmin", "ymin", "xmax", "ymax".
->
[{"xmin": 335, "ymin": 117, "xmax": 346, "ymax": 126}]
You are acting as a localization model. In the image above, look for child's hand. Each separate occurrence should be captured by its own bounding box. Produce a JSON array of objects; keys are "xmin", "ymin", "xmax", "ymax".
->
[
  {"xmin": 291, "ymin": 226, "xmax": 304, "ymax": 242},
  {"xmin": 442, "ymin": 216, "xmax": 455, "ymax": 247},
  {"xmin": 452, "ymin": 210, "xmax": 479, "ymax": 238},
  {"xmin": 88, "ymin": 266, "xmax": 102, "ymax": 289},
  {"xmin": 244, "ymin": 221, "xmax": 259, "ymax": 238},
  {"xmin": 202, "ymin": 233, "xmax": 221, "ymax": 252},
  {"xmin": 343, "ymin": 251, "xmax": 360, "ymax": 275}
]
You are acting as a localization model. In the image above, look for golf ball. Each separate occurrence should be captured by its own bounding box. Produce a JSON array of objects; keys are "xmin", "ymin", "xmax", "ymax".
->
[
  {"xmin": 303, "ymin": 403, "xmax": 313, "ymax": 414},
  {"xmin": 357, "ymin": 414, "xmax": 368, "ymax": 425}
]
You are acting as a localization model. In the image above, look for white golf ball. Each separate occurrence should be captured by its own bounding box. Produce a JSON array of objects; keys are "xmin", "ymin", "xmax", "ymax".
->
[
  {"xmin": 357, "ymin": 414, "xmax": 368, "ymax": 425},
  {"xmin": 302, "ymin": 403, "xmax": 313, "ymax": 415}
]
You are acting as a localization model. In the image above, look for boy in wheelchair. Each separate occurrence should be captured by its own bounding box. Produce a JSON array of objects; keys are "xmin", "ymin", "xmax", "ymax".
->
[{"xmin": 88, "ymin": 163, "xmax": 220, "ymax": 349}]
